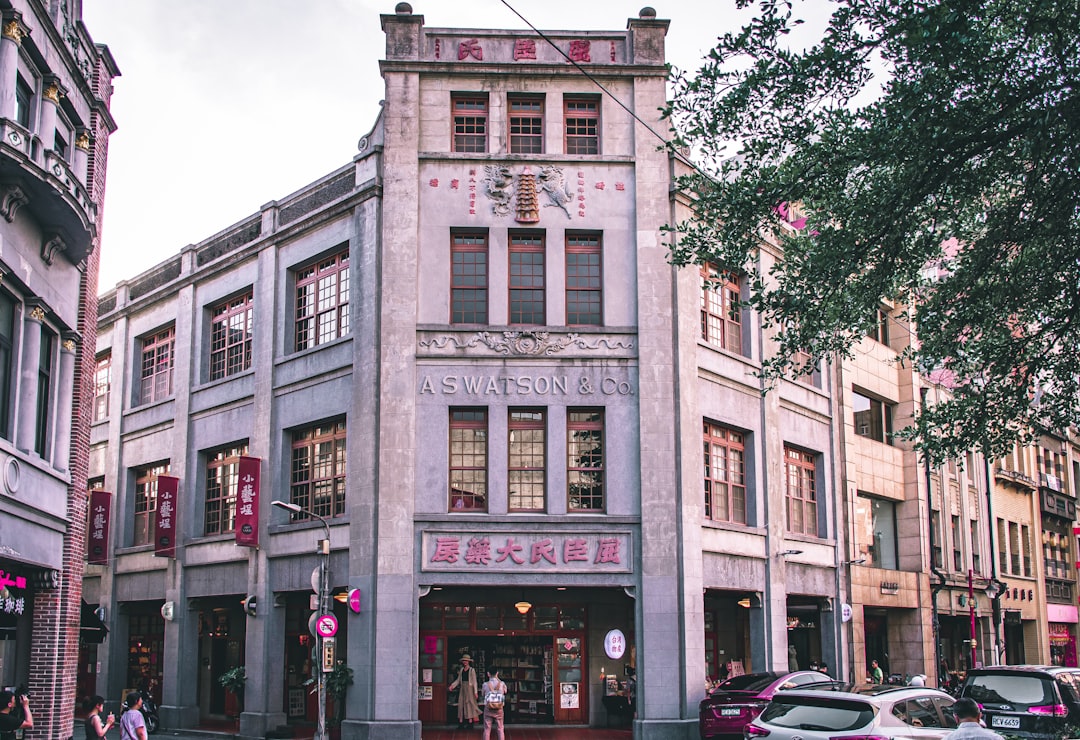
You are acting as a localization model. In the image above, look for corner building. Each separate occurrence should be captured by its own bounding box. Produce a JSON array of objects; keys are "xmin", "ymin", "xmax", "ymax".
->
[{"xmin": 86, "ymin": 6, "xmax": 842, "ymax": 738}]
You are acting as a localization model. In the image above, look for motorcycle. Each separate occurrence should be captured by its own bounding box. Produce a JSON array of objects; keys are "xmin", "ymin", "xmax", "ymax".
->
[{"xmin": 138, "ymin": 689, "xmax": 160, "ymax": 734}]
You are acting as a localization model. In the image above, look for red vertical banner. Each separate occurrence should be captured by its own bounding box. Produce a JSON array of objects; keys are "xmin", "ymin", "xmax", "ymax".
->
[
  {"xmin": 154, "ymin": 475, "xmax": 179, "ymax": 558},
  {"xmin": 87, "ymin": 490, "xmax": 112, "ymax": 565},
  {"xmin": 235, "ymin": 456, "xmax": 261, "ymax": 548}
]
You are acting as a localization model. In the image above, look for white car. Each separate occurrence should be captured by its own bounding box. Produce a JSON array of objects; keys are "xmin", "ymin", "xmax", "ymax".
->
[{"xmin": 745, "ymin": 685, "xmax": 957, "ymax": 740}]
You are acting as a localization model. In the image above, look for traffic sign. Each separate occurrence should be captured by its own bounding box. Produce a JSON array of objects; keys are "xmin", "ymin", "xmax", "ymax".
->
[{"xmin": 315, "ymin": 613, "xmax": 338, "ymax": 638}]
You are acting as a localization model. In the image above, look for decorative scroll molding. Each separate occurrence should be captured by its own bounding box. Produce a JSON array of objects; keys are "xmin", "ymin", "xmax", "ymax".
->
[
  {"xmin": 0, "ymin": 185, "xmax": 28, "ymax": 222},
  {"xmin": 41, "ymin": 233, "xmax": 67, "ymax": 265},
  {"xmin": 419, "ymin": 330, "xmax": 634, "ymax": 356}
]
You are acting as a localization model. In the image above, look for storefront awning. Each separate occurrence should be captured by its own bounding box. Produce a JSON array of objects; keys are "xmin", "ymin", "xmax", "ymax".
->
[{"xmin": 81, "ymin": 601, "xmax": 108, "ymax": 644}]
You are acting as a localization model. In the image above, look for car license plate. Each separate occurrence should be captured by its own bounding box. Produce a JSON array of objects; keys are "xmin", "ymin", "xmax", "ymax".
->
[
  {"xmin": 720, "ymin": 707, "xmax": 742, "ymax": 717},
  {"xmin": 991, "ymin": 716, "xmax": 1021, "ymax": 729}
]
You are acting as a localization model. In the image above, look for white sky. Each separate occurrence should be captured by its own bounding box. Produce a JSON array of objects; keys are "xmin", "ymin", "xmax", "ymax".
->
[{"xmin": 80, "ymin": 1, "xmax": 819, "ymax": 290}]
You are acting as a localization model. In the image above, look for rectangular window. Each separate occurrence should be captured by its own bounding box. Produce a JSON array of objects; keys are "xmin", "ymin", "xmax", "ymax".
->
[
  {"xmin": 54, "ymin": 130, "xmax": 69, "ymax": 162},
  {"xmin": 451, "ymin": 232, "xmax": 488, "ymax": 324},
  {"xmin": 508, "ymin": 95, "xmax": 543, "ymax": 154},
  {"xmin": 565, "ymin": 233, "xmax": 602, "ymax": 326},
  {"xmin": 452, "ymin": 94, "xmax": 488, "ymax": 153},
  {"xmin": 14, "ymin": 75, "xmax": 32, "ymax": 129},
  {"xmin": 997, "ymin": 518, "xmax": 1007, "ymax": 575},
  {"xmin": 509, "ymin": 232, "xmax": 545, "ymax": 325},
  {"xmin": 295, "ymin": 249, "xmax": 349, "ymax": 351},
  {"xmin": 952, "ymin": 515, "xmax": 963, "ymax": 571},
  {"xmin": 35, "ymin": 326, "xmax": 55, "ymax": 456},
  {"xmin": 867, "ymin": 307, "xmax": 890, "ymax": 345},
  {"xmin": 450, "ymin": 409, "xmax": 487, "ymax": 511},
  {"xmin": 290, "ymin": 420, "xmax": 346, "ymax": 520},
  {"xmin": 1010, "ymin": 522, "xmax": 1021, "ymax": 574},
  {"xmin": 567, "ymin": 409, "xmax": 604, "ymax": 511},
  {"xmin": 134, "ymin": 462, "xmax": 170, "ymax": 546},
  {"xmin": 700, "ymin": 264, "xmax": 742, "ymax": 353},
  {"xmin": 209, "ymin": 292, "xmax": 253, "ymax": 380},
  {"xmin": 853, "ymin": 389, "xmax": 894, "ymax": 444},
  {"xmin": 931, "ymin": 510, "xmax": 943, "ymax": 569},
  {"xmin": 508, "ymin": 409, "xmax": 545, "ymax": 512},
  {"xmin": 703, "ymin": 422, "xmax": 747, "ymax": 524},
  {"xmin": 784, "ymin": 446, "xmax": 817, "ymax": 536},
  {"xmin": 857, "ymin": 494, "xmax": 898, "ymax": 569},
  {"xmin": 970, "ymin": 519, "xmax": 981, "ymax": 572},
  {"xmin": 93, "ymin": 353, "xmax": 111, "ymax": 422},
  {"xmin": 139, "ymin": 327, "xmax": 175, "ymax": 405},
  {"xmin": 1022, "ymin": 524, "xmax": 1032, "ymax": 577},
  {"xmin": 792, "ymin": 350, "xmax": 821, "ymax": 387},
  {"xmin": 564, "ymin": 97, "xmax": 599, "ymax": 155},
  {"xmin": 0, "ymin": 292, "xmax": 14, "ymax": 439},
  {"xmin": 204, "ymin": 443, "xmax": 248, "ymax": 535}
]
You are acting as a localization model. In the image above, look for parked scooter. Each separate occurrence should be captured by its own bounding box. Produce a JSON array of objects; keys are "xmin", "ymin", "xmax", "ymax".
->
[{"xmin": 137, "ymin": 688, "xmax": 160, "ymax": 734}]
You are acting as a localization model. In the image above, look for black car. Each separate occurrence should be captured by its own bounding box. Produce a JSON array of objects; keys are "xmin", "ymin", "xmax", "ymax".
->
[{"xmin": 957, "ymin": 665, "xmax": 1080, "ymax": 740}]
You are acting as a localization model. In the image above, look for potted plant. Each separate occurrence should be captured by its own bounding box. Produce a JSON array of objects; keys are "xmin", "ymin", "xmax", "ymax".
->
[{"xmin": 217, "ymin": 665, "xmax": 246, "ymax": 719}]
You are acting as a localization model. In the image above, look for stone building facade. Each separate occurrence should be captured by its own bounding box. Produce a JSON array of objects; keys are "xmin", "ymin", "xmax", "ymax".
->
[{"xmin": 0, "ymin": 0, "xmax": 118, "ymax": 737}]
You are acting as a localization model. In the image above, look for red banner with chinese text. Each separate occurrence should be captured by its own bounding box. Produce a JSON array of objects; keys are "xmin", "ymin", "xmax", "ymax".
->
[
  {"xmin": 235, "ymin": 456, "xmax": 261, "ymax": 548},
  {"xmin": 87, "ymin": 489, "xmax": 112, "ymax": 565},
  {"xmin": 154, "ymin": 475, "xmax": 179, "ymax": 558}
]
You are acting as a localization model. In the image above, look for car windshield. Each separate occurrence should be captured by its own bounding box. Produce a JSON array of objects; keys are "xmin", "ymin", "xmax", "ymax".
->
[
  {"xmin": 760, "ymin": 698, "xmax": 876, "ymax": 732},
  {"xmin": 966, "ymin": 675, "xmax": 1056, "ymax": 709},
  {"xmin": 715, "ymin": 673, "xmax": 779, "ymax": 693}
]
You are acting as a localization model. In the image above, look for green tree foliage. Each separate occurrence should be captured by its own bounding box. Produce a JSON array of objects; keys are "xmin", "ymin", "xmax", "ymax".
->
[{"xmin": 664, "ymin": 0, "xmax": 1080, "ymax": 464}]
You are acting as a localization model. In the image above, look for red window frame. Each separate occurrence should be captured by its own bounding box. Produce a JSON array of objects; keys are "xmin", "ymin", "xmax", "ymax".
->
[
  {"xmin": 566, "ymin": 233, "xmax": 602, "ymax": 326},
  {"xmin": 564, "ymin": 97, "xmax": 599, "ymax": 155},
  {"xmin": 451, "ymin": 232, "xmax": 488, "ymax": 324},
  {"xmin": 450, "ymin": 409, "xmax": 488, "ymax": 512},
  {"xmin": 704, "ymin": 422, "xmax": 747, "ymax": 524},
  {"xmin": 567, "ymin": 409, "xmax": 604, "ymax": 512},
  {"xmin": 133, "ymin": 462, "xmax": 170, "ymax": 546},
  {"xmin": 509, "ymin": 232, "xmax": 545, "ymax": 325},
  {"xmin": 93, "ymin": 352, "xmax": 111, "ymax": 422},
  {"xmin": 139, "ymin": 327, "xmax": 175, "ymax": 405},
  {"xmin": 295, "ymin": 249, "xmax": 350, "ymax": 351},
  {"xmin": 509, "ymin": 409, "xmax": 545, "ymax": 512},
  {"xmin": 452, "ymin": 94, "xmax": 488, "ymax": 153},
  {"xmin": 209, "ymin": 291, "xmax": 253, "ymax": 380},
  {"xmin": 784, "ymin": 446, "xmax": 818, "ymax": 536},
  {"xmin": 205, "ymin": 443, "xmax": 248, "ymax": 535},
  {"xmin": 288, "ymin": 420, "xmax": 347, "ymax": 520},
  {"xmin": 700, "ymin": 264, "xmax": 742, "ymax": 354},
  {"xmin": 508, "ymin": 95, "xmax": 543, "ymax": 154}
]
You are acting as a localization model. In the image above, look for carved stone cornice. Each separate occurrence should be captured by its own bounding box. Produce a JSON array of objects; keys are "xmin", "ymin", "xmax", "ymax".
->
[
  {"xmin": 0, "ymin": 184, "xmax": 28, "ymax": 223},
  {"xmin": 419, "ymin": 330, "xmax": 635, "ymax": 356}
]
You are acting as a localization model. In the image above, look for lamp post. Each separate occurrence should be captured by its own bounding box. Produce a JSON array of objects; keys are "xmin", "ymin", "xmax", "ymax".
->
[{"xmin": 273, "ymin": 500, "xmax": 331, "ymax": 740}]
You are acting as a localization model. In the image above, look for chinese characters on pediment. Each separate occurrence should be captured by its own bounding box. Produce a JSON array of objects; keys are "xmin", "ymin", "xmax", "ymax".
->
[
  {"xmin": 434, "ymin": 38, "xmax": 620, "ymax": 64},
  {"xmin": 422, "ymin": 531, "xmax": 632, "ymax": 573}
]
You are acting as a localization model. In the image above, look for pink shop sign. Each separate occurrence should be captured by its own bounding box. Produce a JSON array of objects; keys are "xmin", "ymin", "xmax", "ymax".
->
[{"xmin": 422, "ymin": 531, "xmax": 632, "ymax": 573}]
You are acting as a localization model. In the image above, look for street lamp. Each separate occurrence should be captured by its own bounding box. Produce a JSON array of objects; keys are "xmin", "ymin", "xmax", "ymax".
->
[{"xmin": 273, "ymin": 500, "xmax": 331, "ymax": 740}]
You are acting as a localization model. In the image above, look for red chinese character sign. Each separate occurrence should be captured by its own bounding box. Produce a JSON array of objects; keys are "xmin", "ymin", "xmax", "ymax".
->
[
  {"xmin": 234, "ymin": 456, "xmax": 261, "ymax": 548},
  {"xmin": 87, "ymin": 489, "xmax": 112, "ymax": 565},
  {"xmin": 422, "ymin": 531, "xmax": 631, "ymax": 573},
  {"xmin": 154, "ymin": 475, "xmax": 179, "ymax": 558}
]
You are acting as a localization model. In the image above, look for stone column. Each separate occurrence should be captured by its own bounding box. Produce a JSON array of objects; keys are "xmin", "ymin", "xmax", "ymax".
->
[
  {"xmin": 0, "ymin": 12, "xmax": 28, "ymax": 121},
  {"xmin": 39, "ymin": 74, "xmax": 65, "ymax": 152},
  {"xmin": 17, "ymin": 301, "xmax": 45, "ymax": 454},
  {"xmin": 51, "ymin": 334, "xmax": 78, "ymax": 472},
  {"xmin": 74, "ymin": 128, "xmax": 91, "ymax": 186}
]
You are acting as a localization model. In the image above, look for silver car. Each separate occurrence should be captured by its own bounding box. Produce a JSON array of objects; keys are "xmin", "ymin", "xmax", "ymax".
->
[{"xmin": 745, "ymin": 686, "xmax": 957, "ymax": 740}]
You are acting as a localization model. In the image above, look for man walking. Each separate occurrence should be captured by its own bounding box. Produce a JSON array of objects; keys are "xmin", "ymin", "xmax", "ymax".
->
[
  {"xmin": 945, "ymin": 698, "xmax": 1005, "ymax": 740},
  {"xmin": 120, "ymin": 692, "xmax": 148, "ymax": 740}
]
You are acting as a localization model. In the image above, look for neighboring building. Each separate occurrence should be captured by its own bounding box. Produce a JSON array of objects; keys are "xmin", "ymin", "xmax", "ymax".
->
[
  {"xmin": 83, "ymin": 5, "xmax": 845, "ymax": 737},
  {"xmin": 0, "ymin": 0, "xmax": 118, "ymax": 737}
]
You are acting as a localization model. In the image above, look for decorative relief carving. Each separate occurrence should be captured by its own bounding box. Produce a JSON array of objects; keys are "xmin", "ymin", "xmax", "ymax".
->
[
  {"xmin": 515, "ymin": 167, "xmax": 539, "ymax": 223},
  {"xmin": 419, "ymin": 330, "xmax": 634, "ymax": 356},
  {"xmin": 482, "ymin": 165, "xmax": 514, "ymax": 216},
  {"xmin": 44, "ymin": 82, "xmax": 62, "ymax": 104},
  {"xmin": 62, "ymin": 339, "xmax": 77, "ymax": 352},
  {"xmin": 2, "ymin": 18, "xmax": 26, "ymax": 44},
  {"xmin": 538, "ymin": 166, "xmax": 573, "ymax": 219},
  {"xmin": 0, "ymin": 185, "xmax": 28, "ymax": 222},
  {"xmin": 75, "ymin": 131, "xmax": 91, "ymax": 150},
  {"xmin": 29, "ymin": 306, "xmax": 46, "ymax": 322}
]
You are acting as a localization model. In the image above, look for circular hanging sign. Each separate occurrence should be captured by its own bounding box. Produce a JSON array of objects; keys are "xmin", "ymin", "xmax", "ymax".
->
[
  {"xmin": 604, "ymin": 629, "xmax": 626, "ymax": 660},
  {"xmin": 841, "ymin": 603, "xmax": 853, "ymax": 623}
]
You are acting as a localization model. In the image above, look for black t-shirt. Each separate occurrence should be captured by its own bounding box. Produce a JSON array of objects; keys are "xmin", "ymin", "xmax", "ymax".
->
[{"xmin": 0, "ymin": 710, "xmax": 24, "ymax": 740}]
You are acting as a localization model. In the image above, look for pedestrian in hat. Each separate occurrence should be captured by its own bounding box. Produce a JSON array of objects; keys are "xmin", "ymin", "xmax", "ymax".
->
[{"xmin": 449, "ymin": 653, "xmax": 480, "ymax": 729}]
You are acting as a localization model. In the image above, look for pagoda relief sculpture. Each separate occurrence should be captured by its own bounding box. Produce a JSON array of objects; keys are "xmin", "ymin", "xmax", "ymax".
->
[{"xmin": 478, "ymin": 164, "xmax": 576, "ymax": 220}]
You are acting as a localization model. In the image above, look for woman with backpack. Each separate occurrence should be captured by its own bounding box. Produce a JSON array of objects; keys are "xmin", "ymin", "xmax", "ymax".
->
[{"xmin": 481, "ymin": 666, "xmax": 508, "ymax": 740}]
